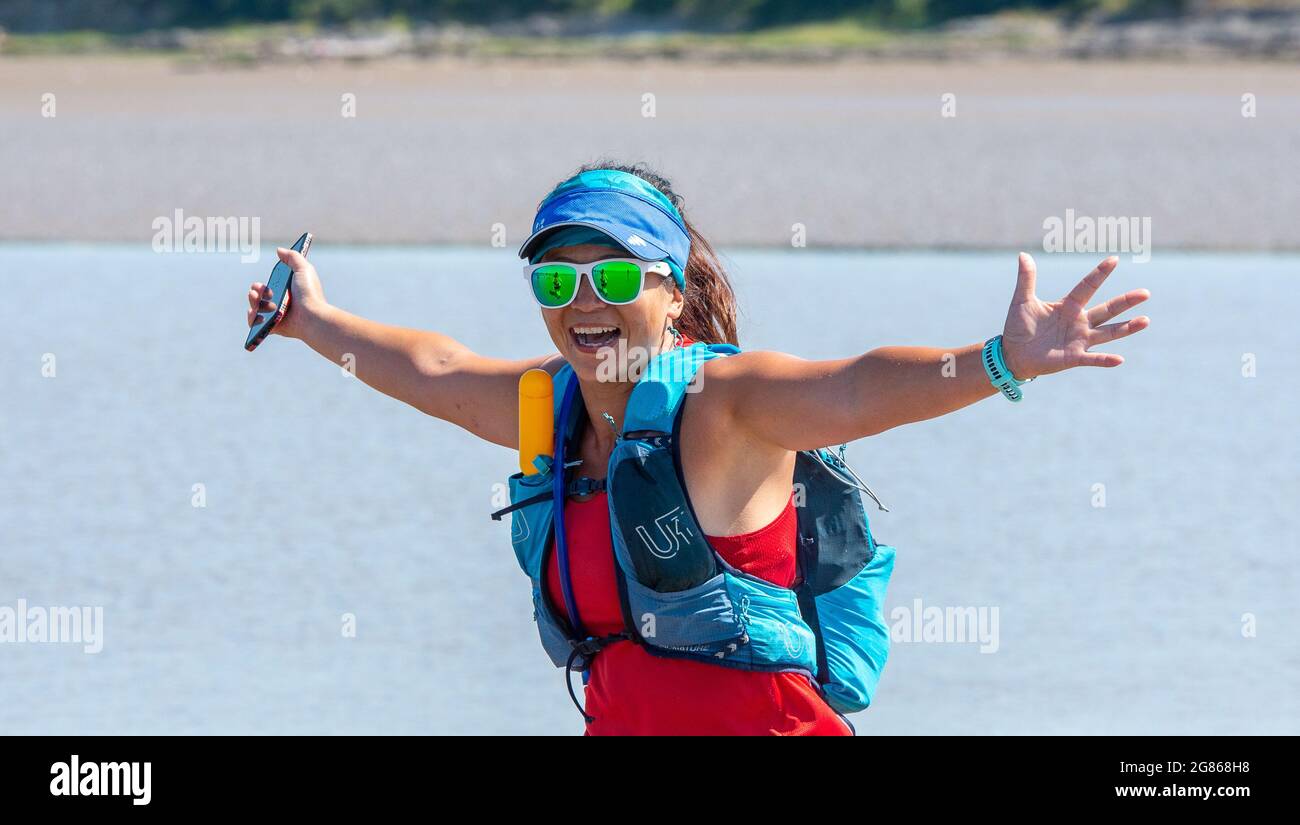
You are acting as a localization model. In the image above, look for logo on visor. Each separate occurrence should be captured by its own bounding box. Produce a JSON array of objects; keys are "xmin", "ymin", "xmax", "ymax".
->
[{"xmin": 626, "ymin": 235, "xmax": 647, "ymax": 247}]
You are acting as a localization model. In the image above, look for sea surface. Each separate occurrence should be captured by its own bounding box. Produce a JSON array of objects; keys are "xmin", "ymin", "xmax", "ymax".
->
[{"xmin": 0, "ymin": 244, "xmax": 1296, "ymax": 734}]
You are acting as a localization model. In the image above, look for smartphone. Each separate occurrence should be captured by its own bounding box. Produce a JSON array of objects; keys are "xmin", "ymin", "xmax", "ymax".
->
[{"xmin": 245, "ymin": 232, "xmax": 312, "ymax": 352}]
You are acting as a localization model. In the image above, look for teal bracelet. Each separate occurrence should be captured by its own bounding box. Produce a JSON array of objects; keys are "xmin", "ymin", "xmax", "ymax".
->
[{"xmin": 982, "ymin": 335, "xmax": 1027, "ymax": 403}]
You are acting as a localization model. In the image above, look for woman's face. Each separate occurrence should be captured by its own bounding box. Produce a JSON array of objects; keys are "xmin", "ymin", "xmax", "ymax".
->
[{"xmin": 538, "ymin": 243, "xmax": 683, "ymax": 378}]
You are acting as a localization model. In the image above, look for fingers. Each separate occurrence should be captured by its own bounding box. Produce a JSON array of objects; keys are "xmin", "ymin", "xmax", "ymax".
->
[
  {"xmin": 1013, "ymin": 252, "xmax": 1037, "ymax": 302},
  {"xmin": 1088, "ymin": 315, "xmax": 1150, "ymax": 346},
  {"xmin": 246, "ymin": 283, "xmax": 276, "ymax": 327},
  {"xmin": 1064, "ymin": 256, "xmax": 1118, "ymax": 309},
  {"xmin": 247, "ymin": 283, "xmax": 271, "ymax": 307},
  {"xmin": 1087, "ymin": 288, "xmax": 1150, "ymax": 325},
  {"xmin": 277, "ymin": 246, "xmax": 307, "ymax": 271},
  {"xmin": 1077, "ymin": 351, "xmax": 1125, "ymax": 369}
]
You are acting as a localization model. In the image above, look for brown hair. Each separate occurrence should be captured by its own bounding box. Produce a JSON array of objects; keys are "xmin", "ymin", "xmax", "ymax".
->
[{"xmin": 565, "ymin": 160, "xmax": 740, "ymax": 346}]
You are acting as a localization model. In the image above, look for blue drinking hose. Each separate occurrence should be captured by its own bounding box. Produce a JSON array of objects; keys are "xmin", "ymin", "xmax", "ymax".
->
[{"xmin": 552, "ymin": 375, "xmax": 586, "ymax": 640}]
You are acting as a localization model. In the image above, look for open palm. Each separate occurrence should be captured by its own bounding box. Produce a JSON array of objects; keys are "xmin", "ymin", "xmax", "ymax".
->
[{"xmin": 1001, "ymin": 253, "xmax": 1150, "ymax": 380}]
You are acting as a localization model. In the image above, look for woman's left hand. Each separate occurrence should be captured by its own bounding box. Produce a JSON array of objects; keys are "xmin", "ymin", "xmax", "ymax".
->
[{"xmin": 1001, "ymin": 252, "xmax": 1150, "ymax": 381}]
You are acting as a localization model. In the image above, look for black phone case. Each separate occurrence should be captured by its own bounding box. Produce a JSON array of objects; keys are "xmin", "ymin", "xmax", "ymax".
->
[{"xmin": 245, "ymin": 232, "xmax": 312, "ymax": 352}]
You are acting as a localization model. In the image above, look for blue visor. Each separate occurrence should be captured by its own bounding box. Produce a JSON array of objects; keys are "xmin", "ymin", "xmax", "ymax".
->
[{"xmin": 519, "ymin": 169, "xmax": 690, "ymax": 291}]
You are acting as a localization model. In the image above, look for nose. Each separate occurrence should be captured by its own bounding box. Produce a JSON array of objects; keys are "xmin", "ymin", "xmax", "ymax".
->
[{"xmin": 571, "ymin": 272, "xmax": 603, "ymax": 310}]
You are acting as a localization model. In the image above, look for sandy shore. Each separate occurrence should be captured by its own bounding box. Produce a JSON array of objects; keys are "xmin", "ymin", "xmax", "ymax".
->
[{"xmin": 3, "ymin": 56, "xmax": 1298, "ymax": 248}]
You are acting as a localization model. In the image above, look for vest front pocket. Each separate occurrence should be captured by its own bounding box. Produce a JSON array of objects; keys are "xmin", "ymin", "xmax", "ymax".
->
[
  {"xmin": 621, "ymin": 571, "xmax": 748, "ymax": 656},
  {"xmin": 726, "ymin": 572, "xmax": 818, "ymax": 673},
  {"xmin": 507, "ymin": 470, "xmax": 555, "ymax": 580},
  {"xmin": 808, "ymin": 543, "xmax": 895, "ymax": 712},
  {"xmin": 532, "ymin": 586, "xmax": 581, "ymax": 669}
]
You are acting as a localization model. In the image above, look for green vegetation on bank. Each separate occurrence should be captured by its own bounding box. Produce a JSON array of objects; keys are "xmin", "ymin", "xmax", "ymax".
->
[
  {"xmin": 0, "ymin": 18, "xmax": 908, "ymax": 59},
  {"xmin": 1, "ymin": 1, "xmax": 1295, "ymax": 60},
  {"xmin": 0, "ymin": 0, "xmax": 1262, "ymax": 35}
]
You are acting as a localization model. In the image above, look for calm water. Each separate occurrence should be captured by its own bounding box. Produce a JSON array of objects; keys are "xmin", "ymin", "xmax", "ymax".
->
[{"xmin": 1, "ymin": 245, "xmax": 1296, "ymax": 735}]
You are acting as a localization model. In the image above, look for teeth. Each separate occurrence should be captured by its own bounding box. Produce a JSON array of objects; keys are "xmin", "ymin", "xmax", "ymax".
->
[{"xmin": 573, "ymin": 326, "xmax": 618, "ymax": 335}]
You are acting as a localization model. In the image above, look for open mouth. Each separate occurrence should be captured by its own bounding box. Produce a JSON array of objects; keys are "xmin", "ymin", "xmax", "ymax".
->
[{"xmin": 570, "ymin": 324, "xmax": 621, "ymax": 352}]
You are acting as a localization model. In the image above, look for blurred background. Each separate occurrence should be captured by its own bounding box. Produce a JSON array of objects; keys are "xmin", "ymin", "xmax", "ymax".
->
[{"xmin": 1, "ymin": 1, "xmax": 1297, "ymax": 735}]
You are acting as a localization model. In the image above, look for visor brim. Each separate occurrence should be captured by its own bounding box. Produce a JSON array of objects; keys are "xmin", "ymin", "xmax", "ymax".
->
[{"xmin": 518, "ymin": 220, "xmax": 670, "ymax": 263}]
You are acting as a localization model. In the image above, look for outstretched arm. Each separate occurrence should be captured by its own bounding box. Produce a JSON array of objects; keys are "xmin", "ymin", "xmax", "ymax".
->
[
  {"xmin": 247, "ymin": 247, "xmax": 557, "ymax": 449},
  {"xmin": 709, "ymin": 254, "xmax": 1150, "ymax": 452}
]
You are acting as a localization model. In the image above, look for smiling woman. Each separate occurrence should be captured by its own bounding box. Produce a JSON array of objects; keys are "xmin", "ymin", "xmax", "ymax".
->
[
  {"xmin": 520, "ymin": 162, "xmax": 740, "ymax": 349},
  {"xmin": 244, "ymin": 160, "xmax": 1150, "ymax": 736}
]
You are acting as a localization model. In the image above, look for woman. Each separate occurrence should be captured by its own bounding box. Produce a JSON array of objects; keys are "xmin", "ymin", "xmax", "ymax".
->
[{"xmin": 246, "ymin": 162, "xmax": 1150, "ymax": 735}]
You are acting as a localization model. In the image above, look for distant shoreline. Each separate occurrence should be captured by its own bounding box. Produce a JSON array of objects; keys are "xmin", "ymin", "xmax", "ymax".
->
[
  {"xmin": 4, "ymin": 10, "xmax": 1300, "ymax": 63},
  {"xmin": 4, "ymin": 55, "xmax": 1298, "ymax": 249}
]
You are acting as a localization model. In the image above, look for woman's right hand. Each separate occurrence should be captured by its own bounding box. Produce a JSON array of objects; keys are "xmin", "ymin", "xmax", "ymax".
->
[
  {"xmin": 242, "ymin": 246, "xmax": 557, "ymax": 449},
  {"xmin": 246, "ymin": 246, "xmax": 329, "ymax": 341}
]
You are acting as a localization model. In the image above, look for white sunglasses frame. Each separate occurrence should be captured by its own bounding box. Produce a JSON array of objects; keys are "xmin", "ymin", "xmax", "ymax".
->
[{"xmin": 522, "ymin": 258, "xmax": 673, "ymax": 308}]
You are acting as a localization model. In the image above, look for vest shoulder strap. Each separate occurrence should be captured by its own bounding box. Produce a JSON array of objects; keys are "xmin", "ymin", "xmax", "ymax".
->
[
  {"xmin": 623, "ymin": 342, "xmax": 740, "ymax": 433},
  {"xmin": 551, "ymin": 362, "xmax": 585, "ymax": 447}
]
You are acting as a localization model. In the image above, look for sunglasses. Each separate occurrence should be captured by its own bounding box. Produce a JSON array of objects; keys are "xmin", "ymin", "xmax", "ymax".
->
[{"xmin": 523, "ymin": 258, "xmax": 673, "ymax": 309}]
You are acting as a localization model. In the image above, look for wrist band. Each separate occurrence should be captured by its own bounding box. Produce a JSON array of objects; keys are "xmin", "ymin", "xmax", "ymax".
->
[{"xmin": 982, "ymin": 335, "xmax": 1026, "ymax": 403}]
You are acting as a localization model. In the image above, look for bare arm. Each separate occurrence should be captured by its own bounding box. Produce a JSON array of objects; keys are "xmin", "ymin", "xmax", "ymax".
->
[
  {"xmin": 299, "ymin": 306, "xmax": 556, "ymax": 448},
  {"xmin": 702, "ymin": 344, "xmax": 993, "ymax": 451},
  {"xmin": 248, "ymin": 247, "xmax": 558, "ymax": 449},
  {"xmin": 708, "ymin": 254, "xmax": 1151, "ymax": 452}
]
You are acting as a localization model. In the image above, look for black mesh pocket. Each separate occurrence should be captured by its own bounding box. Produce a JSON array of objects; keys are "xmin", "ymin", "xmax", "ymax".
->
[{"xmin": 608, "ymin": 438, "xmax": 718, "ymax": 593}]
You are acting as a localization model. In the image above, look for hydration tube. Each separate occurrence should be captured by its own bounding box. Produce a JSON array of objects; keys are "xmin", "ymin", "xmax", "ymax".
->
[{"xmin": 552, "ymin": 375, "xmax": 587, "ymax": 640}]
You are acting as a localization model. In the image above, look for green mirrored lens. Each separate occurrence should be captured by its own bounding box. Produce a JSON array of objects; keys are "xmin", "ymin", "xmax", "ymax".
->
[
  {"xmin": 591, "ymin": 261, "xmax": 643, "ymax": 303},
  {"xmin": 531, "ymin": 265, "xmax": 577, "ymax": 307}
]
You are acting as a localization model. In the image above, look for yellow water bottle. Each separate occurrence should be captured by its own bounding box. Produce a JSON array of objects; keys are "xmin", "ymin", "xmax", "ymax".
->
[{"xmin": 518, "ymin": 368, "xmax": 554, "ymax": 475}]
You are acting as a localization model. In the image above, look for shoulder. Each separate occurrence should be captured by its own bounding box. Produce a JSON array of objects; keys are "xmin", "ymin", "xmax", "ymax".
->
[
  {"xmin": 697, "ymin": 349, "xmax": 807, "ymax": 386},
  {"xmin": 691, "ymin": 349, "xmax": 805, "ymax": 417}
]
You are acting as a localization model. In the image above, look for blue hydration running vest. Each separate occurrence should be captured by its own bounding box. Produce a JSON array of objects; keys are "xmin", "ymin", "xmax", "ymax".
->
[{"xmin": 491, "ymin": 342, "xmax": 896, "ymax": 717}]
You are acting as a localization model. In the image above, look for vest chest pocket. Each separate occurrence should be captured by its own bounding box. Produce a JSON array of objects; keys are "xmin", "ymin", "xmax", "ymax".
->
[{"xmin": 606, "ymin": 436, "xmax": 718, "ymax": 593}]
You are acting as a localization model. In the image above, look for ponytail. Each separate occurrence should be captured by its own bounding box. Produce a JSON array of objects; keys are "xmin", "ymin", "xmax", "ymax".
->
[{"xmin": 678, "ymin": 218, "xmax": 738, "ymax": 346}]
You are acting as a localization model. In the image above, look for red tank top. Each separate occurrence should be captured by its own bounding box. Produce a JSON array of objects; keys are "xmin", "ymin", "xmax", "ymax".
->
[{"xmin": 543, "ymin": 340, "xmax": 850, "ymax": 735}]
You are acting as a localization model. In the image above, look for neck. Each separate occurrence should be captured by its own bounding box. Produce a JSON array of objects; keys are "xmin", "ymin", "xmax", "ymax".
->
[
  {"xmin": 577, "ymin": 378, "xmax": 631, "ymax": 455},
  {"xmin": 575, "ymin": 327, "xmax": 680, "ymax": 451}
]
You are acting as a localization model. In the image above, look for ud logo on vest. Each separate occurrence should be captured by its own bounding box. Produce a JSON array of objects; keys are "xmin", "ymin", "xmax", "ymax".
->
[
  {"xmin": 50, "ymin": 755, "xmax": 151, "ymax": 806},
  {"xmin": 777, "ymin": 621, "xmax": 807, "ymax": 658},
  {"xmin": 510, "ymin": 510, "xmax": 529, "ymax": 545},
  {"xmin": 635, "ymin": 506, "xmax": 692, "ymax": 559}
]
